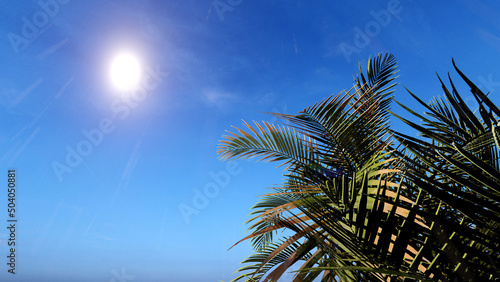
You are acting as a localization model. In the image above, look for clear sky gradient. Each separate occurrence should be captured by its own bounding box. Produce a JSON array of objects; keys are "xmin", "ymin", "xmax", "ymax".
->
[{"xmin": 1, "ymin": 1, "xmax": 500, "ymax": 281}]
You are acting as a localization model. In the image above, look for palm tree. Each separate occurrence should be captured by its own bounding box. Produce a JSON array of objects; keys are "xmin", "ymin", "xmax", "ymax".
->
[{"xmin": 218, "ymin": 53, "xmax": 500, "ymax": 281}]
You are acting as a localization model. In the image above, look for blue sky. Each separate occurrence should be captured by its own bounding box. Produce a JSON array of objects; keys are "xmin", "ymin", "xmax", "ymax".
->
[{"xmin": 0, "ymin": 0, "xmax": 499, "ymax": 281}]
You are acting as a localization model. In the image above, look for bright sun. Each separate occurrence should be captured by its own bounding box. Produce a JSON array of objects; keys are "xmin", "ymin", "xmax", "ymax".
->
[{"xmin": 109, "ymin": 52, "xmax": 142, "ymax": 91}]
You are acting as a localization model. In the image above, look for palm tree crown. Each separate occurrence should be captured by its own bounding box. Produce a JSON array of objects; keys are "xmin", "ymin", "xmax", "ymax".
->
[{"xmin": 218, "ymin": 53, "xmax": 500, "ymax": 281}]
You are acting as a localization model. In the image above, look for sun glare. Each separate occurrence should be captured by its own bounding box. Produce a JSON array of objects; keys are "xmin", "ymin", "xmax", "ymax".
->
[{"xmin": 109, "ymin": 52, "xmax": 142, "ymax": 91}]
